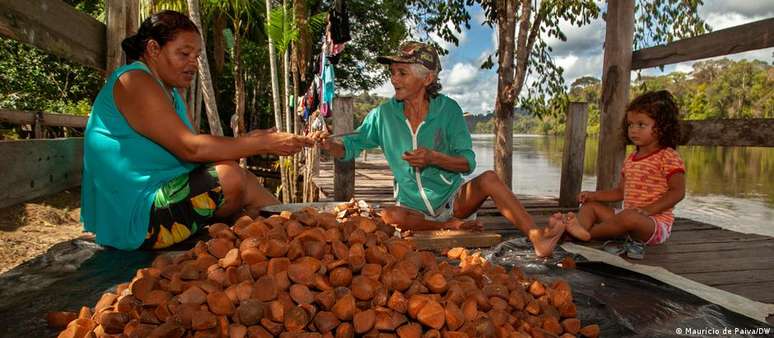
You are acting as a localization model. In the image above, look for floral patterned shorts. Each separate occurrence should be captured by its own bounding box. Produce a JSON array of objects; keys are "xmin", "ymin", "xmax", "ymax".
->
[{"xmin": 142, "ymin": 164, "xmax": 225, "ymax": 249}]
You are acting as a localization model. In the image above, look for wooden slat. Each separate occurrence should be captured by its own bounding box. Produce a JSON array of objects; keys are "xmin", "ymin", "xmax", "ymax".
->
[
  {"xmin": 406, "ymin": 230, "xmax": 501, "ymax": 250},
  {"xmin": 0, "ymin": 0, "xmax": 106, "ymax": 70},
  {"xmin": 640, "ymin": 256, "xmax": 774, "ymax": 275},
  {"xmin": 682, "ymin": 269, "xmax": 774, "ymax": 287},
  {"xmin": 637, "ymin": 246, "xmax": 774, "ymax": 264},
  {"xmin": 0, "ymin": 138, "xmax": 83, "ymax": 209},
  {"xmin": 679, "ymin": 119, "xmax": 774, "ymax": 147},
  {"xmin": 667, "ymin": 229, "xmax": 770, "ymax": 244},
  {"xmin": 644, "ymin": 239, "xmax": 774, "ymax": 255},
  {"xmin": 632, "ymin": 18, "xmax": 774, "ymax": 70},
  {"xmin": 0, "ymin": 110, "xmax": 88, "ymax": 128}
]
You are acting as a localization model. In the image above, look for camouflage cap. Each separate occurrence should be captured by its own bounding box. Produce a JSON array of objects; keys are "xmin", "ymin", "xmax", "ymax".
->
[{"xmin": 376, "ymin": 41, "xmax": 441, "ymax": 72}]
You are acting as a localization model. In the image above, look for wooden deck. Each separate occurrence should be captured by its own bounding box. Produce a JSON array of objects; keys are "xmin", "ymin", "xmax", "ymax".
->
[{"xmin": 313, "ymin": 159, "xmax": 774, "ymax": 323}]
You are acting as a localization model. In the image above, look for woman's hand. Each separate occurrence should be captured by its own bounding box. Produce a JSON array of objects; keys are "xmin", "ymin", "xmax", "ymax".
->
[
  {"xmin": 402, "ymin": 147, "xmax": 436, "ymax": 169},
  {"xmin": 307, "ymin": 130, "xmax": 330, "ymax": 149},
  {"xmin": 577, "ymin": 191, "xmax": 596, "ymax": 204},
  {"xmin": 256, "ymin": 132, "xmax": 310, "ymax": 156}
]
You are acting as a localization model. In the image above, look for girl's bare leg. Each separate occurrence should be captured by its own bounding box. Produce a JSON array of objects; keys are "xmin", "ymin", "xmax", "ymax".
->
[
  {"xmin": 588, "ymin": 209, "xmax": 655, "ymax": 242},
  {"xmin": 564, "ymin": 201, "xmax": 616, "ymax": 241}
]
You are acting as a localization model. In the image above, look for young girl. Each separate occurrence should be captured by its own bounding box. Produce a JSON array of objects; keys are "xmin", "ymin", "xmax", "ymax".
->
[{"xmin": 564, "ymin": 90, "xmax": 686, "ymax": 250}]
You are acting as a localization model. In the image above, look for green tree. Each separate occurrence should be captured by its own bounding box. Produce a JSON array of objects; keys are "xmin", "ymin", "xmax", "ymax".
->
[{"xmin": 412, "ymin": 0, "xmax": 708, "ymax": 188}]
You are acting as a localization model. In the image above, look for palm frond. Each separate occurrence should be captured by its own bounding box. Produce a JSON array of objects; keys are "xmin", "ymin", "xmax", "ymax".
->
[
  {"xmin": 265, "ymin": 5, "xmax": 299, "ymax": 55},
  {"xmin": 308, "ymin": 11, "xmax": 328, "ymax": 38}
]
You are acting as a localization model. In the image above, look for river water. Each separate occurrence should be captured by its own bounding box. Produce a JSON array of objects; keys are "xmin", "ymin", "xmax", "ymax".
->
[{"xmin": 469, "ymin": 134, "xmax": 774, "ymax": 237}]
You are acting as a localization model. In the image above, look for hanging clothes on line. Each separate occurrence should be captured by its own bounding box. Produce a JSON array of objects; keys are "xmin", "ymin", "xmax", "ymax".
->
[
  {"xmin": 329, "ymin": 0, "xmax": 351, "ymax": 44},
  {"xmin": 300, "ymin": 0, "xmax": 350, "ymax": 124},
  {"xmin": 319, "ymin": 50, "xmax": 336, "ymax": 118}
]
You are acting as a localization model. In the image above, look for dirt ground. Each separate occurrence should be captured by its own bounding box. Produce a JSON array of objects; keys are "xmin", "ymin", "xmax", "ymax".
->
[{"xmin": 0, "ymin": 189, "xmax": 86, "ymax": 274}]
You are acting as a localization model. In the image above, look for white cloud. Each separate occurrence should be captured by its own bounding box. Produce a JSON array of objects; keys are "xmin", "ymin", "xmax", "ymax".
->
[
  {"xmin": 703, "ymin": 12, "xmax": 770, "ymax": 30},
  {"xmin": 699, "ymin": 0, "xmax": 774, "ymax": 19},
  {"xmin": 544, "ymin": 17, "xmax": 605, "ymax": 58},
  {"xmin": 371, "ymin": 80, "xmax": 393, "ymax": 98},
  {"xmin": 444, "ymin": 63, "xmax": 478, "ymax": 86}
]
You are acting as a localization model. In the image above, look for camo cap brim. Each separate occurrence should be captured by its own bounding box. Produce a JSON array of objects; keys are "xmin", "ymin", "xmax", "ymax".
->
[{"xmin": 376, "ymin": 41, "xmax": 441, "ymax": 72}]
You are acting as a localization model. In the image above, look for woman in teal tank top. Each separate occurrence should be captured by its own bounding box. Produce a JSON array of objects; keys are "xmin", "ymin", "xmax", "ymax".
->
[{"xmin": 81, "ymin": 11, "xmax": 312, "ymax": 250}]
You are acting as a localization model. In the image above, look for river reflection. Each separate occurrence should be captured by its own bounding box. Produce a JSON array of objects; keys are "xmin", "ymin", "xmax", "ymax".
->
[{"xmin": 470, "ymin": 134, "xmax": 774, "ymax": 237}]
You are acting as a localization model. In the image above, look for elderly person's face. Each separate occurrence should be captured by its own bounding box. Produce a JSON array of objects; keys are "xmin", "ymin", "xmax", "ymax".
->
[{"xmin": 390, "ymin": 63, "xmax": 435, "ymax": 101}]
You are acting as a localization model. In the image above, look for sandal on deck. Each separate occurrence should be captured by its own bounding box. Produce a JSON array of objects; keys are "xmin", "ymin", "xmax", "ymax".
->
[
  {"xmin": 602, "ymin": 240, "xmax": 626, "ymax": 255},
  {"xmin": 625, "ymin": 239, "xmax": 646, "ymax": 260}
]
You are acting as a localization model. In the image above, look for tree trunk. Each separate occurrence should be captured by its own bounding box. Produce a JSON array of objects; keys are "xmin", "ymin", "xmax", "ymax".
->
[
  {"xmin": 265, "ymin": 0, "xmax": 287, "ymax": 202},
  {"xmin": 281, "ymin": 0, "xmax": 293, "ymax": 202},
  {"xmin": 187, "ymin": 0, "xmax": 223, "ymax": 136},
  {"xmin": 493, "ymin": 0, "xmax": 518, "ymax": 189},
  {"xmin": 213, "ymin": 12, "xmax": 226, "ymax": 79},
  {"xmin": 234, "ymin": 31, "xmax": 246, "ymax": 135},
  {"xmin": 294, "ymin": 0, "xmax": 310, "ymax": 83}
]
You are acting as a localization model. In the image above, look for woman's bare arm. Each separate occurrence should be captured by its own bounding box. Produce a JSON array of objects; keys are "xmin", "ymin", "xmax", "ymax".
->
[{"xmin": 114, "ymin": 71, "xmax": 308, "ymax": 162}]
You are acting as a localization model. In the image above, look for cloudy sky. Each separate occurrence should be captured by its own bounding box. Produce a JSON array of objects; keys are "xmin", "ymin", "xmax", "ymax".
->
[{"xmin": 370, "ymin": 0, "xmax": 774, "ymax": 114}]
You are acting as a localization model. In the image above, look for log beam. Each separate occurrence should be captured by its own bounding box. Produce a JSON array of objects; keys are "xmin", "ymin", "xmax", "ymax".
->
[{"xmin": 632, "ymin": 18, "xmax": 774, "ymax": 70}]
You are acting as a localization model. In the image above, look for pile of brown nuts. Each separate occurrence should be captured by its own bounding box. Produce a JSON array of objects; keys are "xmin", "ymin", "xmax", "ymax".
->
[{"xmin": 52, "ymin": 206, "xmax": 599, "ymax": 338}]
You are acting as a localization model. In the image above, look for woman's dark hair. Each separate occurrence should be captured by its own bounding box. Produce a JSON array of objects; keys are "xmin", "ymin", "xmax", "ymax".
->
[
  {"xmin": 121, "ymin": 10, "xmax": 200, "ymax": 62},
  {"xmin": 622, "ymin": 90, "xmax": 681, "ymax": 149}
]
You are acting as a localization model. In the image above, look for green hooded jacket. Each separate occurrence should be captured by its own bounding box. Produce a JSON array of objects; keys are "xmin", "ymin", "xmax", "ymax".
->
[{"xmin": 341, "ymin": 94, "xmax": 476, "ymax": 216}]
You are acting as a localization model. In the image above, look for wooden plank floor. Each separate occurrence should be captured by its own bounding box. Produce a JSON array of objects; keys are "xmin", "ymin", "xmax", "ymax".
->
[{"xmin": 313, "ymin": 159, "xmax": 774, "ymax": 321}]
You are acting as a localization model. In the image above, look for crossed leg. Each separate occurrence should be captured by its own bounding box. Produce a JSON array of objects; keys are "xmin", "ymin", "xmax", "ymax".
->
[{"xmin": 565, "ymin": 202, "xmax": 654, "ymax": 242}]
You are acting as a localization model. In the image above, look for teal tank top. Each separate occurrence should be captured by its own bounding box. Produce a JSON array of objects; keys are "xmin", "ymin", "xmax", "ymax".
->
[{"xmin": 81, "ymin": 61, "xmax": 197, "ymax": 250}]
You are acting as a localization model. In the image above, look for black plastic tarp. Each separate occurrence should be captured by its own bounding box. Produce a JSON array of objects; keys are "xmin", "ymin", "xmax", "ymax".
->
[{"xmin": 0, "ymin": 237, "xmax": 771, "ymax": 337}]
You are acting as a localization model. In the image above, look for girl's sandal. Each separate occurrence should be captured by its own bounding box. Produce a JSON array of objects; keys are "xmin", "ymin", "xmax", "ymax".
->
[
  {"xmin": 602, "ymin": 240, "xmax": 626, "ymax": 255},
  {"xmin": 625, "ymin": 240, "xmax": 646, "ymax": 260}
]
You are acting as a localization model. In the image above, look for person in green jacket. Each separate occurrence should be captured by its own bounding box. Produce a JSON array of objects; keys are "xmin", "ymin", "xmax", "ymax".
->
[
  {"xmin": 81, "ymin": 11, "xmax": 312, "ymax": 250},
  {"xmin": 314, "ymin": 41, "xmax": 565, "ymax": 257}
]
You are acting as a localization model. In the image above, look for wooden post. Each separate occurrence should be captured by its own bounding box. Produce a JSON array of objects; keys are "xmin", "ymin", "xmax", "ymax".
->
[
  {"xmin": 333, "ymin": 97, "xmax": 354, "ymax": 201},
  {"xmin": 559, "ymin": 102, "xmax": 589, "ymax": 208},
  {"xmin": 596, "ymin": 0, "xmax": 634, "ymax": 192},
  {"xmin": 33, "ymin": 112, "xmax": 44, "ymax": 139},
  {"xmin": 105, "ymin": 0, "xmax": 127, "ymax": 75}
]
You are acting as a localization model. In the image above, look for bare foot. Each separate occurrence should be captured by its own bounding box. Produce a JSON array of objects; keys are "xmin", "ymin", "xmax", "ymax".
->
[
  {"xmin": 528, "ymin": 214, "xmax": 566, "ymax": 257},
  {"xmin": 564, "ymin": 212, "xmax": 591, "ymax": 241},
  {"xmin": 444, "ymin": 218, "xmax": 484, "ymax": 231}
]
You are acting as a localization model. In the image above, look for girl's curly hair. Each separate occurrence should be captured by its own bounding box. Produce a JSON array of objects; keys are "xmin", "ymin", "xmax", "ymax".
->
[{"xmin": 622, "ymin": 90, "xmax": 681, "ymax": 149}]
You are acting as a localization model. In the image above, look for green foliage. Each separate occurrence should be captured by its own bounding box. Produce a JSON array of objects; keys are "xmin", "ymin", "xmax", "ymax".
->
[
  {"xmin": 352, "ymin": 92, "xmax": 384, "ymax": 126},
  {"xmin": 325, "ymin": 0, "xmax": 409, "ymax": 91},
  {"xmin": 266, "ymin": 5, "xmax": 299, "ymax": 55},
  {"xmin": 505, "ymin": 58, "xmax": 773, "ymax": 135},
  {"xmin": 633, "ymin": 0, "xmax": 711, "ymax": 50},
  {"xmin": 0, "ymin": 38, "xmax": 101, "ymax": 115}
]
